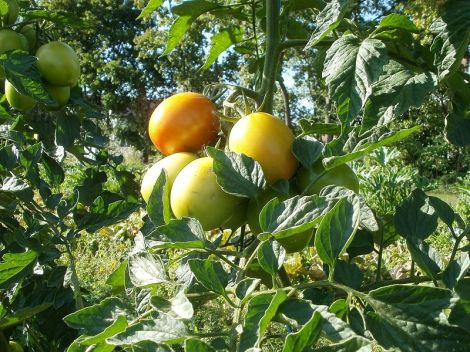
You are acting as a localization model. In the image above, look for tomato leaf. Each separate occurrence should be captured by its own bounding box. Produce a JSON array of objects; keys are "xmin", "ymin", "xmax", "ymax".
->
[
  {"xmin": 185, "ymin": 339, "xmax": 216, "ymax": 351},
  {"xmin": 445, "ymin": 107, "xmax": 470, "ymax": 147},
  {"xmin": 443, "ymin": 254, "xmax": 470, "ymax": 290},
  {"xmin": 406, "ymin": 238, "xmax": 443, "ymax": 280},
  {"xmin": 364, "ymin": 285, "xmax": 470, "ymax": 351},
  {"xmin": 106, "ymin": 314, "xmax": 188, "ymax": 345},
  {"xmin": 207, "ymin": 147, "xmax": 266, "ymax": 199},
  {"xmin": 188, "ymin": 259, "xmax": 229, "ymax": 297},
  {"xmin": 449, "ymin": 279, "xmax": 470, "ymax": 332},
  {"xmin": 259, "ymin": 195, "xmax": 332, "ymax": 239},
  {"xmin": 147, "ymin": 169, "xmax": 171, "ymax": 227},
  {"xmin": 305, "ymin": 0, "xmax": 353, "ymax": 48},
  {"xmin": 430, "ymin": 0, "xmax": 470, "ymax": 80},
  {"xmin": 239, "ymin": 291, "xmax": 288, "ymax": 350},
  {"xmin": 292, "ymin": 137, "xmax": 323, "ymax": 169},
  {"xmin": 333, "ymin": 260, "xmax": 363, "ymax": 289},
  {"xmin": 201, "ymin": 27, "xmax": 244, "ymax": 70},
  {"xmin": 257, "ymin": 239, "xmax": 286, "ymax": 277},
  {"xmin": 312, "ymin": 336, "xmax": 373, "ymax": 351},
  {"xmin": 105, "ymin": 259, "xmax": 128, "ymax": 292},
  {"xmin": 282, "ymin": 312, "xmax": 322, "ymax": 352},
  {"xmin": 375, "ymin": 14, "xmax": 418, "ymax": 33},
  {"xmin": 2, "ymin": 51, "xmax": 56, "ymax": 105},
  {"xmin": 0, "ymin": 251, "xmax": 37, "ymax": 289},
  {"xmin": 298, "ymin": 120, "xmax": 342, "ymax": 136},
  {"xmin": 0, "ymin": 303, "xmax": 52, "ymax": 329},
  {"xmin": 161, "ymin": 0, "xmax": 220, "ymax": 56},
  {"xmin": 362, "ymin": 60, "xmax": 437, "ymax": 131},
  {"xmin": 137, "ymin": 0, "xmax": 164, "ymax": 20},
  {"xmin": 64, "ymin": 297, "xmax": 130, "ymax": 335},
  {"xmin": 147, "ymin": 218, "xmax": 207, "ymax": 250},
  {"xmin": 394, "ymin": 189, "xmax": 438, "ymax": 241},
  {"xmin": 323, "ymin": 34, "xmax": 389, "ymax": 124},
  {"xmin": 323, "ymin": 126, "xmax": 420, "ymax": 169},
  {"xmin": 314, "ymin": 195, "xmax": 360, "ymax": 269},
  {"xmin": 128, "ymin": 252, "xmax": 169, "ymax": 287}
]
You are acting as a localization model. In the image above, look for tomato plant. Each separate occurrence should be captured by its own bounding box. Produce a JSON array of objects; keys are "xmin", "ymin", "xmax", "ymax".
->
[{"xmin": 148, "ymin": 92, "xmax": 220, "ymax": 155}]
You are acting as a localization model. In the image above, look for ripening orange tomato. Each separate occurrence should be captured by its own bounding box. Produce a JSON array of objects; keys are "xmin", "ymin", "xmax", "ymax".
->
[
  {"xmin": 148, "ymin": 92, "xmax": 220, "ymax": 155},
  {"xmin": 228, "ymin": 112, "xmax": 298, "ymax": 184}
]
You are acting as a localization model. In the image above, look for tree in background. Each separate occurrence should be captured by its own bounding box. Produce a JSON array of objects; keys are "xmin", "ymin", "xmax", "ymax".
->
[{"xmin": 41, "ymin": 0, "xmax": 240, "ymax": 162}]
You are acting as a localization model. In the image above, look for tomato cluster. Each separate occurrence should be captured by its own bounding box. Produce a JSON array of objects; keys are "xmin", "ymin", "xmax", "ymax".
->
[
  {"xmin": 142, "ymin": 92, "xmax": 359, "ymax": 251},
  {"xmin": 1, "ymin": 1, "xmax": 79, "ymax": 111}
]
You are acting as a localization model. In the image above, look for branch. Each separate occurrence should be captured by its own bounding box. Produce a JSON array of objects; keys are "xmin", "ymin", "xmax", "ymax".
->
[
  {"xmin": 277, "ymin": 71, "xmax": 291, "ymax": 128},
  {"xmin": 279, "ymin": 39, "xmax": 309, "ymax": 51}
]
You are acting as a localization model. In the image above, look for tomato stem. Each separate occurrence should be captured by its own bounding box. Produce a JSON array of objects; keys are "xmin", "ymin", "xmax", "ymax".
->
[{"xmin": 259, "ymin": 0, "xmax": 281, "ymax": 114}]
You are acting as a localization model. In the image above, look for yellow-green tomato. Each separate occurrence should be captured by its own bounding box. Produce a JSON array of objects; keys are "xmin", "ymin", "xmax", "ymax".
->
[
  {"xmin": 5, "ymin": 80, "xmax": 36, "ymax": 111},
  {"xmin": 247, "ymin": 190, "xmax": 313, "ymax": 253},
  {"xmin": 36, "ymin": 42, "xmax": 80, "ymax": 87},
  {"xmin": 20, "ymin": 25, "xmax": 37, "ymax": 52},
  {"xmin": 297, "ymin": 160, "xmax": 359, "ymax": 195},
  {"xmin": 46, "ymin": 84, "xmax": 70, "ymax": 108},
  {"xmin": 141, "ymin": 152, "xmax": 198, "ymax": 203},
  {"xmin": 1, "ymin": 0, "xmax": 19, "ymax": 25},
  {"xmin": 8, "ymin": 341, "xmax": 24, "ymax": 352},
  {"xmin": 0, "ymin": 29, "xmax": 28, "ymax": 79},
  {"xmin": 228, "ymin": 112, "xmax": 298, "ymax": 184},
  {"xmin": 170, "ymin": 157, "xmax": 247, "ymax": 231}
]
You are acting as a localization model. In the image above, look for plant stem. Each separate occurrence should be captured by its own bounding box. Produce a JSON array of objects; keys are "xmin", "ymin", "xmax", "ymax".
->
[
  {"xmin": 277, "ymin": 65, "xmax": 291, "ymax": 127},
  {"xmin": 376, "ymin": 222, "xmax": 384, "ymax": 282},
  {"xmin": 193, "ymin": 331, "xmax": 231, "ymax": 338},
  {"xmin": 279, "ymin": 39, "xmax": 309, "ymax": 51},
  {"xmin": 449, "ymin": 232, "xmax": 466, "ymax": 263},
  {"xmin": 209, "ymin": 250, "xmax": 244, "ymax": 272},
  {"xmin": 259, "ymin": 0, "xmax": 281, "ymax": 113}
]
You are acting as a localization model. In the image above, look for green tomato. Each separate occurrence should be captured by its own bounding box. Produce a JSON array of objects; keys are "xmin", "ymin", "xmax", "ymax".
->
[
  {"xmin": 141, "ymin": 152, "xmax": 198, "ymax": 203},
  {"xmin": 170, "ymin": 157, "xmax": 247, "ymax": 231},
  {"xmin": 0, "ymin": 29, "xmax": 28, "ymax": 79},
  {"xmin": 1, "ymin": 0, "xmax": 19, "ymax": 26},
  {"xmin": 20, "ymin": 24, "xmax": 37, "ymax": 53},
  {"xmin": 36, "ymin": 41, "xmax": 80, "ymax": 87},
  {"xmin": 45, "ymin": 84, "xmax": 70, "ymax": 109},
  {"xmin": 247, "ymin": 189, "xmax": 313, "ymax": 253},
  {"xmin": 5, "ymin": 79, "xmax": 36, "ymax": 111},
  {"xmin": 296, "ymin": 160, "xmax": 359, "ymax": 195},
  {"xmin": 8, "ymin": 341, "xmax": 24, "ymax": 352}
]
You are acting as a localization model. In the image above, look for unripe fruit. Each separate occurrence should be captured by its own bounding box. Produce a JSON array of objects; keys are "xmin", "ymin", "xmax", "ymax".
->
[
  {"xmin": 1, "ymin": 0, "xmax": 19, "ymax": 26},
  {"xmin": 5, "ymin": 80, "xmax": 36, "ymax": 111},
  {"xmin": 170, "ymin": 157, "xmax": 247, "ymax": 231},
  {"xmin": 297, "ymin": 160, "xmax": 359, "ymax": 195},
  {"xmin": 229, "ymin": 112, "xmax": 298, "ymax": 184},
  {"xmin": 36, "ymin": 42, "xmax": 80, "ymax": 87},
  {"xmin": 141, "ymin": 152, "xmax": 198, "ymax": 203},
  {"xmin": 0, "ymin": 29, "xmax": 28, "ymax": 78}
]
